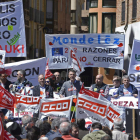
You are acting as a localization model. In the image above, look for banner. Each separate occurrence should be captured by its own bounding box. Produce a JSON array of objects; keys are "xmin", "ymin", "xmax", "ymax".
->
[
  {"xmin": 45, "ymin": 34, "xmax": 125, "ymax": 69},
  {"xmin": 0, "ymin": 50, "xmax": 6, "ymax": 68},
  {"xmin": 39, "ymin": 96, "xmax": 72, "ymax": 120},
  {"xmin": 14, "ymin": 94, "xmax": 40, "ymax": 118},
  {"xmin": 77, "ymin": 94, "xmax": 124, "ymax": 129},
  {"xmin": 0, "ymin": 86, "xmax": 15, "ymax": 112},
  {"xmin": 0, "ymin": 0, "xmax": 26, "ymax": 57},
  {"xmin": 5, "ymin": 57, "xmax": 46, "ymax": 86},
  {"xmin": 0, "ymin": 117, "xmax": 4, "ymax": 140},
  {"xmin": 128, "ymin": 39, "xmax": 140, "ymax": 88},
  {"xmin": 111, "ymin": 96, "xmax": 138, "ymax": 109}
]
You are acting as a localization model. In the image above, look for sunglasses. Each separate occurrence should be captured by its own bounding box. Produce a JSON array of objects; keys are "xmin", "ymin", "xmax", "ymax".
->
[
  {"xmin": 113, "ymin": 79, "xmax": 120, "ymax": 82},
  {"xmin": 45, "ymin": 81, "xmax": 50, "ymax": 83}
]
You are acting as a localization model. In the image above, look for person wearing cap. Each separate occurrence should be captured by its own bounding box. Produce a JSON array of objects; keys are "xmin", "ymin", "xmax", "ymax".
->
[
  {"xmin": 109, "ymin": 76, "xmax": 121, "ymax": 97},
  {"xmin": 89, "ymin": 74, "xmax": 109, "ymax": 98}
]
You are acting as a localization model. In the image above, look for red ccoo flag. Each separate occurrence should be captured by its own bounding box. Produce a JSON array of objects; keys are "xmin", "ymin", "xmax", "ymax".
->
[
  {"xmin": 79, "ymin": 84, "xmax": 100, "ymax": 99},
  {"xmin": 0, "ymin": 86, "xmax": 15, "ymax": 113},
  {"xmin": 45, "ymin": 59, "xmax": 53, "ymax": 79}
]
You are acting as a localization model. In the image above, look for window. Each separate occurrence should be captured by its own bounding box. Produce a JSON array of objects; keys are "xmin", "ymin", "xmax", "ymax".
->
[
  {"xmin": 102, "ymin": 13, "xmax": 116, "ymax": 33},
  {"xmin": 90, "ymin": 0, "xmax": 98, "ymax": 8},
  {"xmin": 86, "ymin": 0, "xmax": 89, "ymax": 10},
  {"xmin": 132, "ymin": 0, "xmax": 137, "ymax": 19},
  {"xmin": 46, "ymin": 0, "xmax": 53, "ymax": 19},
  {"xmin": 103, "ymin": 0, "xmax": 116, "ymax": 7},
  {"xmin": 122, "ymin": 1, "xmax": 125, "ymax": 22},
  {"xmin": 89, "ymin": 14, "xmax": 97, "ymax": 33},
  {"xmin": 34, "ymin": 29, "xmax": 36, "ymax": 48},
  {"xmin": 39, "ymin": 31, "xmax": 42, "ymax": 49},
  {"xmin": 82, "ymin": 17, "xmax": 89, "ymax": 26},
  {"xmin": 82, "ymin": 3, "xmax": 84, "ymax": 10}
]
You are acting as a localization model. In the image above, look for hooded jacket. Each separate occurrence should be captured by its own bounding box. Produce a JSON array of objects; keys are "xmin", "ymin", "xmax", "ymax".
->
[{"xmin": 82, "ymin": 130, "xmax": 107, "ymax": 140}]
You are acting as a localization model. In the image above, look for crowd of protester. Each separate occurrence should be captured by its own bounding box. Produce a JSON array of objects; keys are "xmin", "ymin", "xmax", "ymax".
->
[{"xmin": 0, "ymin": 68, "xmax": 139, "ymax": 140}]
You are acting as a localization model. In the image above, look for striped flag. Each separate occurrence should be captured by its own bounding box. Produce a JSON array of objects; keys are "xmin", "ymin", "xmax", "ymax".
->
[{"xmin": 69, "ymin": 47, "xmax": 85, "ymax": 76}]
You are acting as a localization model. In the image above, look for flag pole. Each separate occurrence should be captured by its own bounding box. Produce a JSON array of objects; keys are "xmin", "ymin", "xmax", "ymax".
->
[{"xmin": 66, "ymin": 46, "xmax": 71, "ymax": 81}]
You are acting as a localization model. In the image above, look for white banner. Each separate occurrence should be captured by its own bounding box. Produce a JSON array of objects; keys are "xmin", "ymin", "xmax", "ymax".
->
[
  {"xmin": 39, "ymin": 96, "xmax": 72, "ymax": 120},
  {"xmin": 45, "ymin": 34, "xmax": 125, "ymax": 69},
  {"xmin": 111, "ymin": 96, "xmax": 138, "ymax": 109},
  {"xmin": 128, "ymin": 39, "xmax": 140, "ymax": 88},
  {"xmin": 77, "ymin": 94, "xmax": 124, "ymax": 129},
  {"xmin": 0, "ymin": 0, "xmax": 26, "ymax": 57},
  {"xmin": 0, "ymin": 50, "xmax": 6, "ymax": 68},
  {"xmin": 5, "ymin": 57, "xmax": 46, "ymax": 86}
]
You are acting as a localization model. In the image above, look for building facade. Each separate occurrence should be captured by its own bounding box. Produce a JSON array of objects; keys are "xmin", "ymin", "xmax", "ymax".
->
[
  {"xmin": 116, "ymin": 0, "xmax": 140, "ymax": 73},
  {"xmin": 89, "ymin": 0, "xmax": 116, "ymax": 84}
]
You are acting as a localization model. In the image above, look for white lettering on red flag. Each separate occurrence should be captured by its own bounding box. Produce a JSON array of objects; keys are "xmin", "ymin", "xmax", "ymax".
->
[{"xmin": 0, "ymin": 86, "xmax": 15, "ymax": 112}]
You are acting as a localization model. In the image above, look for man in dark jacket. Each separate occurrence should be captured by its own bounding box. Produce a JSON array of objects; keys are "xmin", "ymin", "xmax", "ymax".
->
[
  {"xmin": 9, "ymin": 69, "xmax": 33, "ymax": 92},
  {"xmin": 33, "ymin": 74, "xmax": 53, "ymax": 98},
  {"xmin": 116, "ymin": 75, "xmax": 138, "ymax": 97},
  {"xmin": 89, "ymin": 74, "xmax": 109, "ymax": 97}
]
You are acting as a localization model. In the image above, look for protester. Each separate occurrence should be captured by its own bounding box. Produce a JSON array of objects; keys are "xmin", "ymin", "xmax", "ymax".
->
[
  {"xmin": 26, "ymin": 126, "xmax": 40, "ymax": 140},
  {"xmin": 6, "ymin": 121, "xmax": 22, "ymax": 140},
  {"xmin": 33, "ymin": 74, "xmax": 53, "ymax": 98},
  {"xmin": 116, "ymin": 75, "xmax": 138, "ymax": 97},
  {"xmin": 39, "ymin": 121, "xmax": 51, "ymax": 138},
  {"xmin": 82, "ymin": 122, "xmax": 107, "ymax": 140},
  {"xmin": 71, "ymin": 123, "xmax": 80, "ymax": 139},
  {"xmin": 77, "ymin": 119, "xmax": 89, "ymax": 140},
  {"xmin": 0, "ymin": 108, "xmax": 8, "ymax": 129},
  {"xmin": 89, "ymin": 74, "xmax": 109, "ymax": 97},
  {"xmin": 59, "ymin": 122, "xmax": 79, "ymax": 140},
  {"xmin": 9, "ymin": 69, "xmax": 33, "ymax": 90},
  {"xmin": 47, "ymin": 118, "xmax": 62, "ymax": 140},
  {"xmin": 21, "ymin": 115, "xmax": 32, "ymax": 138},
  {"xmin": 109, "ymin": 76, "xmax": 121, "ymax": 97},
  {"xmin": 54, "ymin": 72, "xmax": 63, "ymax": 92},
  {"xmin": 112, "ymin": 118, "xmax": 128, "ymax": 140},
  {"xmin": 0, "ymin": 73, "xmax": 12, "ymax": 91},
  {"xmin": 59, "ymin": 69, "xmax": 82, "ymax": 97},
  {"xmin": 102, "ymin": 126, "xmax": 112, "ymax": 139},
  {"xmin": 45, "ymin": 78, "xmax": 51, "ymax": 86}
]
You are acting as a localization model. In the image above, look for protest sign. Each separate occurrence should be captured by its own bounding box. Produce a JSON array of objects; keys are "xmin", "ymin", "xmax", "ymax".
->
[
  {"xmin": 13, "ymin": 94, "xmax": 40, "ymax": 118},
  {"xmin": 111, "ymin": 96, "xmax": 138, "ymax": 109},
  {"xmin": 39, "ymin": 96, "xmax": 72, "ymax": 120},
  {"xmin": 0, "ymin": 117, "xmax": 4, "ymax": 140},
  {"xmin": 0, "ymin": 0, "xmax": 26, "ymax": 57},
  {"xmin": 0, "ymin": 86, "xmax": 15, "ymax": 112},
  {"xmin": 0, "ymin": 50, "xmax": 6, "ymax": 68},
  {"xmin": 5, "ymin": 57, "xmax": 46, "ymax": 86},
  {"xmin": 77, "ymin": 93, "xmax": 124, "ymax": 129},
  {"xmin": 128, "ymin": 39, "xmax": 140, "ymax": 88},
  {"xmin": 46, "ymin": 34, "xmax": 124, "ymax": 69}
]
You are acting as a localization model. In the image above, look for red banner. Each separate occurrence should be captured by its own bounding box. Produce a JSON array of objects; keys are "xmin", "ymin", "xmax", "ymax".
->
[
  {"xmin": 0, "ymin": 117, "xmax": 4, "ymax": 140},
  {"xmin": 0, "ymin": 86, "xmax": 15, "ymax": 112}
]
